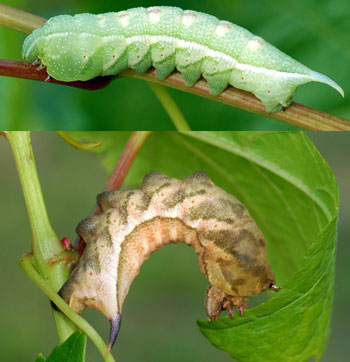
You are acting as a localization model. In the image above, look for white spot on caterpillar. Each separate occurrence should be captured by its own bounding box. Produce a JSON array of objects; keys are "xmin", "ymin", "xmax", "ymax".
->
[
  {"xmin": 148, "ymin": 7, "xmax": 162, "ymax": 24},
  {"xmin": 215, "ymin": 22, "xmax": 231, "ymax": 38},
  {"xmin": 182, "ymin": 11, "xmax": 197, "ymax": 27},
  {"xmin": 247, "ymin": 36, "xmax": 265, "ymax": 51},
  {"xmin": 118, "ymin": 11, "xmax": 129, "ymax": 27}
]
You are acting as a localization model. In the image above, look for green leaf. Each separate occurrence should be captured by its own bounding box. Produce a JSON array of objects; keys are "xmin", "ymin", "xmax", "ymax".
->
[
  {"xmin": 36, "ymin": 331, "xmax": 86, "ymax": 362},
  {"xmin": 72, "ymin": 131, "xmax": 338, "ymax": 361}
]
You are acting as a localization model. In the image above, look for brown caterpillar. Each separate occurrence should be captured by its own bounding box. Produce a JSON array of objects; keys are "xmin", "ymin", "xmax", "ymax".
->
[{"xmin": 59, "ymin": 171, "xmax": 279, "ymax": 352}]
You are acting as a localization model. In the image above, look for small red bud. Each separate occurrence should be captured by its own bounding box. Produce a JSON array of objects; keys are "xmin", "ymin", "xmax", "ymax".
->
[{"xmin": 61, "ymin": 237, "xmax": 73, "ymax": 250}]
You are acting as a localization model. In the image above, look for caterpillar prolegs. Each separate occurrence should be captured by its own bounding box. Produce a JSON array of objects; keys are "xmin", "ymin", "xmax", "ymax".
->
[
  {"xmin": 22, "ymin": 6, "xmax": 344, "ymax": 112},
  {"xmin": 58, "ymin": 172, "xmax": 279, "ymax": 352}
]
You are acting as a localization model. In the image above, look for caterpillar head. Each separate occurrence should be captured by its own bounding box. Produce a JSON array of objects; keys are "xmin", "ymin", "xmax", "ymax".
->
[{"xmin": 22, "ymin": 32, "xmax": 40, "ymax": 62}]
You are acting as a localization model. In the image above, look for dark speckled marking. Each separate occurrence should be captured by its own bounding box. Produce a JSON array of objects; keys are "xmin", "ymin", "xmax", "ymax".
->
[
  {"xmin": 216, "ymin": 257, "xmax": 232, "ymax": 266},
  {"xmin": 208, "ymin": 229, "xmax": 249, "ymax": 254},
  {"xmin": 258, "ymin": 238, "xmax": 265, "ymax": 248},
  {"xmin": 219, "ymin": 199, "xmax": 245, "ymax": 218},
  {"xmin": 184, "ymin": 171, "xmax": 212, "ymax": 183},
  {"xmin": 219, "ymin": 254, "xmax": 268, "ymax": 291},
  {"xmin": 198, "ymin": 180, "xmax": 215, "ymax": 188},
  {"xmin": 251, "ymin": 264, "xmax": 270, "ymax": 287},
  {"xmin": 138, "ymin": 182, "xmax": 171, "ymax": 211},
  {"xmin": 251, "ymin": 264, "xmax": 267, "ymax": 278},
  {"xmin": 230, "ymin": 277, "xmax": 246, "ymax": 287},
  {"xmin": 162, "ymin": 189, "xmax": 207, "ymax": 209},
  {"xmin": 189, "ymin": 202, "xmax": 218, "ymax": 221},
  {"xmin": 222, "ymin": 270, "xmax": 239, "ymax": 294},
  {"xmin": 233, "ymin": 252, "xmax": 251, "ymax": 263},
  {"xmin": 210, "ymin": 229, "xmax": 264, "ymax": 255},
  {"xmin": 120, "ymin": 191, "xmax": 135, "ymax": 225},
  {"xmin": 102, "ymin": 213, "xmax": 114, "ymax": 248},
  {"xmin": 188, "ymin": 202, "xmax": 234, "ymax": 224},
  {"xmin": 221, "ymin": 270, "xmax": 248, "ymax": 294},
  {"xmin": 80, "ymin": 245, "xmax": 102, "ymax": 274},
  {"xmin": 208, "ymin": 229, "xmax": 268, "ymax": 277}
]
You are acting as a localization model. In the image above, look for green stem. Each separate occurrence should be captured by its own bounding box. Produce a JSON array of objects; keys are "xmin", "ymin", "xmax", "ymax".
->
[
  {"xmin": 0, "ymin": 3, "xmax": 46, "ymax": 33},
  {"xmin": 20, "ymin": 254, "xmax": 116, "ymax": 362},
  {"xmin": 147, "ymin": 82, "xmax": 191, "ymax": 131},
  {"xmin": 56, "ymin": 131, "xmax": 102, "ymax": 150},
  {"xmin": 6, "ymin": 132, "xmax": 62, "ymax": 278},
  {"xmin": 4, "ymin": 131, "xmax": 76, "ymax": 340}
]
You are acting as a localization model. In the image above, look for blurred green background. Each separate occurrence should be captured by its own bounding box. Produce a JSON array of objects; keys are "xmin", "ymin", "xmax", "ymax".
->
[
  {"xmin": 0, "ymin": 0, "xmax": 349, "ymax": 130},
  {"xmin": 0, "ymin": 131, "xmax": 348, "ymax": 362}
]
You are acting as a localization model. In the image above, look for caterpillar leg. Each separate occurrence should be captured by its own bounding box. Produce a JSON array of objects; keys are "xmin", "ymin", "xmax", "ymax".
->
[
  {"xmin": 177, "ymin": 63, "xmax": 202, "ymax": 87},
  {"xmin": 36, "ymin": 63, "xmax": 46, "ymax": 71},
  {"xmin": 205, "ymin": 285, "xmax": 248, "ymax": 321},
  {"xmin": 203, "ymin": 71, "xmax": 231, "ymax": 96}
]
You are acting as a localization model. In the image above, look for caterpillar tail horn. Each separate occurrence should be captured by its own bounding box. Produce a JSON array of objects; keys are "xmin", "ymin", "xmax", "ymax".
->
[
  {"xmin": 310, "ymin": 71, "xmax": 344, "ymax": 97},
  {"xmin": 106, "ymin": 313, "xmax": 122, "ymax": 355}
]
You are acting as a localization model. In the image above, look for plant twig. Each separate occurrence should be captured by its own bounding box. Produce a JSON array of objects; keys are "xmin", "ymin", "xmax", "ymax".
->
[
  {"xmin": 1, "ymin": 60, "xmax": 347, "ymax": 131},
  {"xmin": 0, "ymin": 59, "xmax": 113, "ymax": 90},
  {"xmin": 74, "ymin": 131, "xmax": 151, "ymax": 254},
  {"xmin": 20, "ymin": 254, "xmax": 116, "ymax": 362},
  {"xmin": 147, "ymin": 82, "xmax": 191, "ymax": 131},
  {"xmin": 5, "ymin": 132, "xmax": 64, "ymax": 280},
  {"xmin": 4, "ymin": 131, "xmax": 77, "ymax": 341},
  {"xmin": 124, "ymin": 69, "xmax": 349, "ymax": 131},
  {"xmin": 0, "ymin": 3, "xmax": 46, "ymax": 33},
  {"xmin": 103, "ymin": 131, "xmax": 152, "ymax": 192}
]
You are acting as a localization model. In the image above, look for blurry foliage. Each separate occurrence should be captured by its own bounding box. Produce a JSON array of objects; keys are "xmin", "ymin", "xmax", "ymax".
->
[{"xmin": 0, "ymin": 0, "xmax": 349, "ymax": 130}]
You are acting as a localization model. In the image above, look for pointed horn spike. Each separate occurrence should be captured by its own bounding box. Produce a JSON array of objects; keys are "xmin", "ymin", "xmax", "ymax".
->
[
  {"xmin": 310, "ymin": 71, "xmax": 344, "ymax": 97},
  {"xmin": 106, "ymin": 314, "xmax": 121, "ymax": 355}
]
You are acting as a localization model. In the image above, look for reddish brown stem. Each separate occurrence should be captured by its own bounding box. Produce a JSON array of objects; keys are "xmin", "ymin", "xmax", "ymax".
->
[
  {"xmin": 104, "ymin": 132, "xmax": 152, "ymax": 192},
  {"xmin": 0, "ymin": 59, "xmax": 113, "ymax": 90},
  {"xmin": 123, "ymin": 69, "xmax": 349, "ymax": 131},
  {"xmin": 74, "ymin": 131, "xmax": 152, "ymax": 255},
  {"xmin": 1, "ymin": 59, "xmax": 348, "ymax": 130}
]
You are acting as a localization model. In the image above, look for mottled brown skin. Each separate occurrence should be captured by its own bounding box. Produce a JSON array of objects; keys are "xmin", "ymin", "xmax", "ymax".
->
[{"xmin": 59, "ymin": 171, "xmax": 277, "ymax": 348}]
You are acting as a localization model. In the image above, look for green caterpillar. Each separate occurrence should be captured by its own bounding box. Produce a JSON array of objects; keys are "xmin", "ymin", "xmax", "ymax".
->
[{"xmin": 22, "ymin": 6, "xmax": 344, "ymax": 112}]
